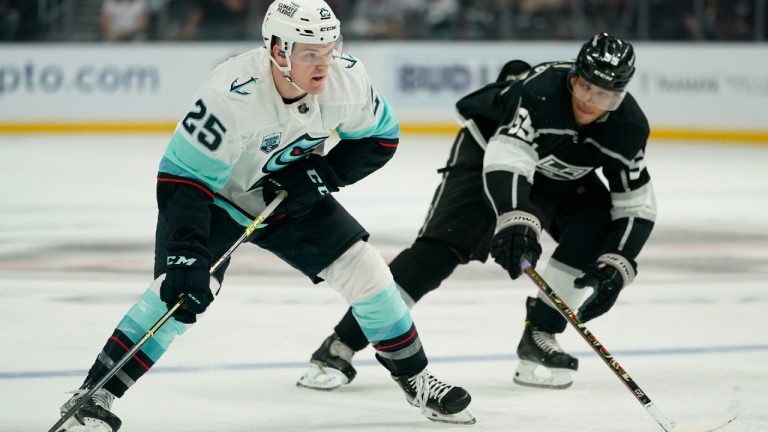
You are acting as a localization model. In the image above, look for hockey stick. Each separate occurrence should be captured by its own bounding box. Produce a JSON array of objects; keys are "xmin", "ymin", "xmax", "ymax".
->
[
  {"xmin": 520, "ymin": 259, "xmax": 740, "ymax": 432},
  {"xmin": 49, "ymin": 191, "xmax": 287, "ymax": 432}
]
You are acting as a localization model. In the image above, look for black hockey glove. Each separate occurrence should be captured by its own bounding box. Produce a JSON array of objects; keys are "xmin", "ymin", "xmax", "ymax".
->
[
  {"xmin": 159, "ymin": 244, "xmax": 213, "ymax": 324},
  {"xmin": 575, "ymin": 253, "xmax": 637, "ymax": 322},
  {"xmin": 262, "ymin": 154, "xmax": 343, "ymax": 217},
  {"xmin": 490, "ymin": 211, "xmax": 542, "ymax": 280}
]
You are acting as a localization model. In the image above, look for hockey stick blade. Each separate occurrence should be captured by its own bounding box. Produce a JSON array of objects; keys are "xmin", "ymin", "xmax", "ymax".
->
[{"xmin": 672, "ymin": 409, "xmax": 742, "ymax": 432}]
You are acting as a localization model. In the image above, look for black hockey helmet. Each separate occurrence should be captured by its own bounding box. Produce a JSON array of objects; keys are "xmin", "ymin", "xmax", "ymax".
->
[{"xmin": 573, "ymin": 33, "xmax": 635, "ymax": 91}]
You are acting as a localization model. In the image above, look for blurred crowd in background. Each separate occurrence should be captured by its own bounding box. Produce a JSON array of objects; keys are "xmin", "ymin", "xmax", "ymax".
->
[{"xmin": 1, "ymin": 0, "xmax": 766, "ymax": 42}]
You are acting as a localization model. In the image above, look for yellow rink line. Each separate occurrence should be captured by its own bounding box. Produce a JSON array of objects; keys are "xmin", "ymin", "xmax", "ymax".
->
[
  {"xmin": 402, "ymin": 124, "xmax": 768, "ymax": 145},
  {"xmin": 0, "ymin": 122, "xmax": 175, "ymax": 134},
  {"xmin": 1, "ymin": 122, "xmax": 768, "ymax": 145}
]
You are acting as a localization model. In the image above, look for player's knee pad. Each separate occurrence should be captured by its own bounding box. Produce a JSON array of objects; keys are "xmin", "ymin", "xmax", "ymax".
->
[
  {"xmin": 535, "ymin": 259, "xmax": 589, "ymax": 311},
  {"xmin": 318, "ymin": 240, "xmax": 393, "ymax": 304},
  {"xmin": 528, "ymin": 259, "xmax": 589, "ymax": 333},
  {"xmin": 389, "ymin": 238, "xmax": 462, "ymax": 302}
]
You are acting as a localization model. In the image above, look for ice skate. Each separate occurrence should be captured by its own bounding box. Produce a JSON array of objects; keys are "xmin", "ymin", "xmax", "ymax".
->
[
  {"xmin": 297, "ymin": 333, "xmax": 357, "ymax": 391},
  {"xmin": 514, "ymin": 323, "xmax": 578, "ymax": 389},
  {"xmin": 394, "ymin": 369, "xmax": 475, "ymax": 424},
  {"xmin": 56, "ymin": 388, "xmax": 121, "ymax": 432}
]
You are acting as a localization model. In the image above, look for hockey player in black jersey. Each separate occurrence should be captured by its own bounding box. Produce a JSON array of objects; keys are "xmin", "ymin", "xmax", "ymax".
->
[{"xmin": 298, "ymin": 33, "xmax": 656, "ymax": 391}]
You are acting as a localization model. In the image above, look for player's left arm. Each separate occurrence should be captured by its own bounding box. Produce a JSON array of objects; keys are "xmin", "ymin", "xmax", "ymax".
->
[
  {"xmin": 575, "ymin": 125, "xmax": 656, "ymax": 321},
  {"xmin": 325, "ymin": 63, "xmax": 399, "ymax": 186},
  {"xmin": 600, "ymin": 135, "xmax": 657, "ymax": 266}
]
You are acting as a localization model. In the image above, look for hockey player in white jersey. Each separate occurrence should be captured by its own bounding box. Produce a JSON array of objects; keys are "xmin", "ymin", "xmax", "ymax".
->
[{"xmin": 51, "ymin": 1, "xmax": 474, "ymax": 430}]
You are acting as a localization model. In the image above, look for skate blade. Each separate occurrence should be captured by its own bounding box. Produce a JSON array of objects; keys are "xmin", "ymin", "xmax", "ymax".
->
[
  {"xmin": 56, "ymin": 416, "xmax": 114, "ymax": 432},
  {"xmin": 424, "ymin": 407, "xmax": 477, "ymax": 425},
  {"xmin": 296, "ymin": 363, "xmax": 349, "ymax": 391},
  {"xmin": 514, "ymin": 360, "xmax": 574, "ymax": 389}
]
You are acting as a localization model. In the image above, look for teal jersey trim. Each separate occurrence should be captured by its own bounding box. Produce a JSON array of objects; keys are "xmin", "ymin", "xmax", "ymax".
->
[
  {"xmin": 337, "ymin": 95, "xmax": 400, "ymax": 140},
  {"xmin": 351, "ymin": 281, "xmax": 413, "ymax": 342},
  {"xmin": 161, "ymin": 131, "xmax": 233, "ymax": 192},
  {"xmin": 117, "ymin": 289, "xmax": 187, "ymax": 362}
]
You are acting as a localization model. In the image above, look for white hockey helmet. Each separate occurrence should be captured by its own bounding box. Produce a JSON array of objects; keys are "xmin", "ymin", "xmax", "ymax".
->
[{"xmin": 262, "ymin": 0, "xmax": 341, "ymax": 58}]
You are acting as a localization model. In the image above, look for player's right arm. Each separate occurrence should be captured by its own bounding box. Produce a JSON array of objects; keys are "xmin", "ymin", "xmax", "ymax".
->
[
  {"xmin": 156, "ymin": 85, "xmax": 242, "ymax": 255},
  {"xmin": 457, "ymin": 83, "xmax": 540, "ymax": 220},
  {"xmin": 455, "ymin": 81, "xmax": 539, "ymax": 216},
  {"xmin": 457, "ymin": 84, "xmax": 543, "ymax": 278},
  {"xmin": 155, "ymin": 85, "xmax": 242, "ymax": 321}
]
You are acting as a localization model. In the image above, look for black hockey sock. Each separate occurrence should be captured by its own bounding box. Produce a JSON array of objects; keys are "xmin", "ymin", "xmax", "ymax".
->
[
  {"xmin": 389, "ymin": 238, "xmax": 462, "ymax": 302},
  {"xmin": 81, "ymin": 329, "xmax": 155, "ymax": 397},
  {"xmin": 526, "ymin": 296, "xmax": 568, "ymax": 334},
  {"xmin": 334, "ymin": 308, "xmax": 369, "ymax": 352}
]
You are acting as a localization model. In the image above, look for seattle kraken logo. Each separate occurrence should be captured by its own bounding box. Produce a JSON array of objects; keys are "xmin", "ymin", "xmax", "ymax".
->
[{"xmin": 250, "ymin": 134, "xmax": 328, "ymax": 191}]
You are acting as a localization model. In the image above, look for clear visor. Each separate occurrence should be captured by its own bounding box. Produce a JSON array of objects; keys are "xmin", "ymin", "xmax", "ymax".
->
[
  {"xmin": 288, "ymin": 38, "xmax": 343, "ymax": 66},
  {"xmin": 569, "ymin": 74, "xmax": 627, "ymax": 111}
]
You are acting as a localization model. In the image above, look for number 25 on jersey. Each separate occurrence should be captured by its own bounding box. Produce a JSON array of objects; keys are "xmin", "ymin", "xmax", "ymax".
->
[{"xmin": 182, "ymin": 99, "xmax": 227, "ymax": 151}]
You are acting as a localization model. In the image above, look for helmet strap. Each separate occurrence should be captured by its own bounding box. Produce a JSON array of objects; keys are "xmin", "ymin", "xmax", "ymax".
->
[{"xmin": 268, "ymin": 42, "xmax": 307, "ymax": 94}]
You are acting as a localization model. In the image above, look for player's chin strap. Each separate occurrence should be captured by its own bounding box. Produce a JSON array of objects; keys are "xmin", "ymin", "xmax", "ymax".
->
[{"xmin": 269, "ymin": 51, "xmax": 306, "ymax": 94}]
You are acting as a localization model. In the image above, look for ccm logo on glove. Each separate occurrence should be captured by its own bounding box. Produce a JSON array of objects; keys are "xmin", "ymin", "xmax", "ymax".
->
[
  {"xmin": 307, "ymin": 168, "xmax": 330, "ymax": 196},
  {"xmin": 166, "ymin": 255, "xmax": 198, "ymax": 266}
]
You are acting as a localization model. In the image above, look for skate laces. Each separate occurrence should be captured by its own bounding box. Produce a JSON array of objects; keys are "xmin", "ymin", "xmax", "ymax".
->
[
  {"xmin": 65, "ymin": 388, "xmax": 115, "ymax": 411},
  {"xmin": 532, "ymin": 330, "xmax": 564, "ymax": 354},
  {"xmin": 329, "ymin": 337, "xmax": 354, "ymax": 363},
  {"xmin": 410, "ymin": 370, "xmax": 453, "ymax": 411},
  {"xmin": 91, "ymin": 389, "xmax": 115, "ymax": 410}
]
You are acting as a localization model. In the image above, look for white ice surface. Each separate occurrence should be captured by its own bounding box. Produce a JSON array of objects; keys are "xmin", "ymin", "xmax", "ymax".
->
[{"xmin": 0, "ymin": 135, "xmax": 767, "ymax": 431}]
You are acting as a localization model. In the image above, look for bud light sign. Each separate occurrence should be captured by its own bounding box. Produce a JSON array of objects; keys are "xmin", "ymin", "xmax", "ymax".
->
[{"xmin": 398, "ymin": 63, "xmax": 499, "ymax": 96}]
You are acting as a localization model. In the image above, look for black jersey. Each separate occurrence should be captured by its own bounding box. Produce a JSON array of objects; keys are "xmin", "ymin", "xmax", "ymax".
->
[{"xmin": 455, "ymin": 61, "xmax": 656, "ymax": 260}]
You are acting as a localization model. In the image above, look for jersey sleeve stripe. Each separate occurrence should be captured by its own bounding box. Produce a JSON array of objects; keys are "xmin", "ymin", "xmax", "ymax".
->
[
  {"xmin": 482, "ymin": 134, "xmax": 539, "ymax": 182},
  {"xmin": 156, "ymin": 176, "xmax": 215, "ymax": 200},
  {"xmin": 161, "ymin": 131, "xmax": 233, "ymax": 192},
  {"xmin": 610, "ymin": 181, "xmax": 657, "ymax": 221},
  {"xmin": 337, "ymin": 95, "xmax": 399, "ymax": 140}
]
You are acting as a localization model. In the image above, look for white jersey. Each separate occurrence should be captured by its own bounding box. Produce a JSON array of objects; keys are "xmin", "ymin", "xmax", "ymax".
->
[{"xmin": 158, "ymin": 47, "xmax": 399, "ymax": 226}]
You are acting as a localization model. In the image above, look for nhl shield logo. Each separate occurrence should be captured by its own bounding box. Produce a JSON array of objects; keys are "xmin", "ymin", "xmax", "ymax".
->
[{"xmin": 260, "ymin": 132, "xmax": 281, "ymax": 154}]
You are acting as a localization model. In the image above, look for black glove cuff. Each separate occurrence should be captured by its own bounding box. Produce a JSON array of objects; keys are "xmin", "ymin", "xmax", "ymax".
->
[{"xmin": 597, "ymin": 253, "xmax": 637, "ymax": 287}]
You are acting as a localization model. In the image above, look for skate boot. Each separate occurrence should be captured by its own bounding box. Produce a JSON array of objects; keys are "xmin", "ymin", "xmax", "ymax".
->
[
  {"xmin": 297, "ymin": 333, "xmax": 357, "ymax": 391},
  {"xmin": 394, "ymin": 369, "xmax": 475, "ymax": 424},
  {"xmin": 57, "ymin": 388, "xmax": 121, "ymax": 432},
  {"xmin": 514, "ymin": 323, "xmax": 578, "ymax": 389}
]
